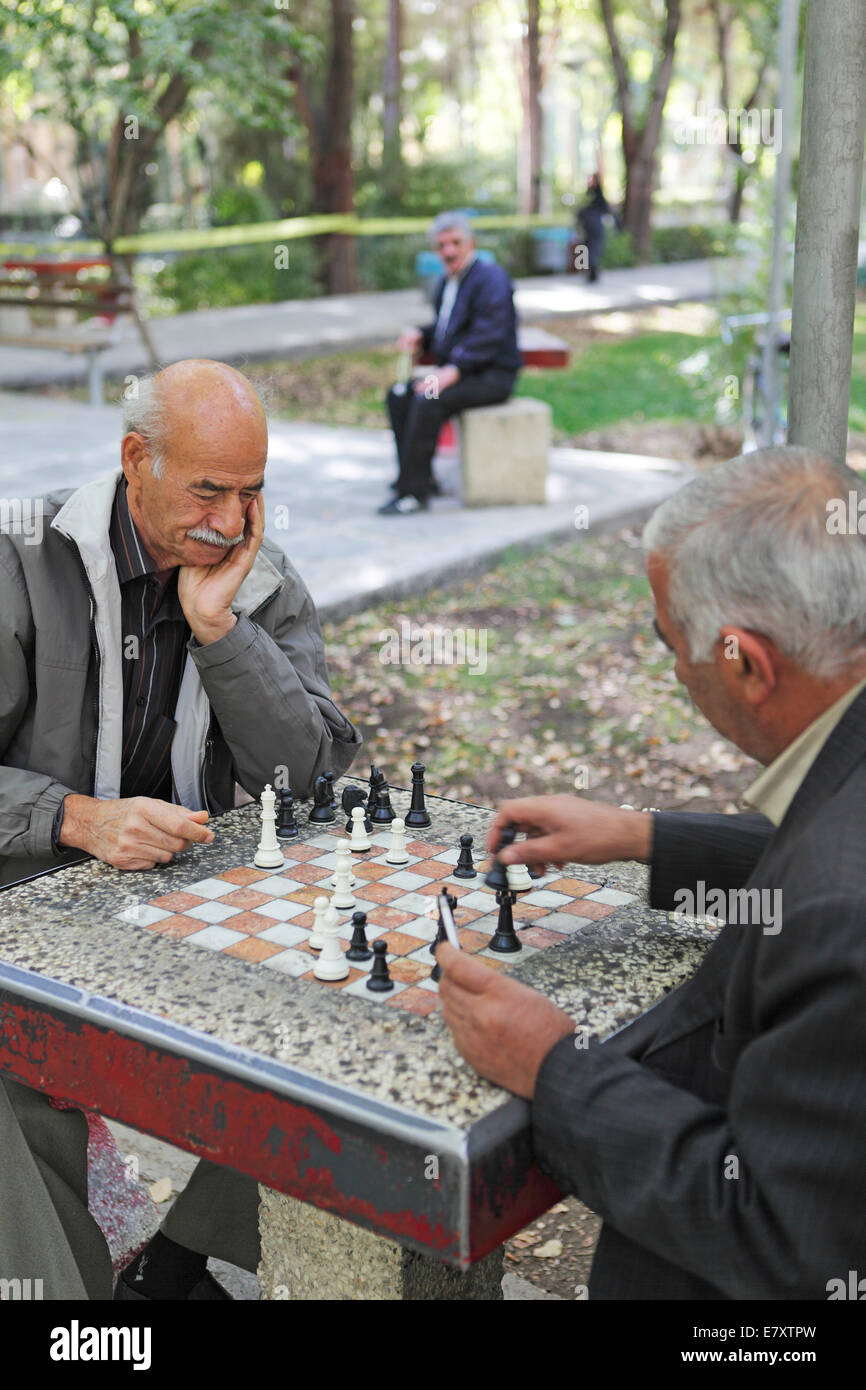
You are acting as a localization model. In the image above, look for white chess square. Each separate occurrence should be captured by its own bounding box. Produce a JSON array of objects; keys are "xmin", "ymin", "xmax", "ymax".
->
[
  {"xmin": 185, "ymin": 901, "xmax": 243, "ymax": 924},
  {"xmin": 186, "ymin": 924, "xmax": 245, "ymax": 950},
  {"xmin": 417, "ymin": 976, "xmax": 440, "ymax": 993},
  {"xmin": 453, "ymin": 889, "xmax": 497, "ymax": 911},
  {"xmin": 116, "ymin": 905, "xmax": 170, "ymax": 927},
  {"xmin": 585, "ymin": 887, "xmax": 637, "ymax": 906},
  {"xmin": 184, "ymin": 877, "xmax": 238, "ymax": 900},
  {"xmin": 250, "ymin": 875, "xmax": 305, "ymax": 897},
  {"xmin": 261, "ymin": 948, "xmax": 314, "ymax": 977},
  {"xmin": 249, "ymin": 898, "xmax": 310, "ymax": 922},
  {"xmin": 479, "ymin": 941, "xmax": 541, "ymax": 963},
  {"xmin": 257, "ymin": 922, "xmax": 311, "ymax": 948},
  {"xmin": 343, "ymin": 976, "xmax": 409, "ymax": 1001},
  {"xmin": 519, "ymin": 889, "xmax": 572, "ymax": 908},
  {"xmin": 380, "ymin": 870, "xmax": 438, "ymax": 891}
]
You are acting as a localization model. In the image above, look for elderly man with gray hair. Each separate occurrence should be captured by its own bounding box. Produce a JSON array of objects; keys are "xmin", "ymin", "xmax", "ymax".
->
[
  {"xmin": 379, "ymin": 210, "xmax": 522, "ymax": 514},
  {"xmin": 438, "ymin": 445, "xmax": 866, "ymax": 1299},
  {"xmin": 0, "ymin": 357, "xmax": 361, "ymax": 1299}
]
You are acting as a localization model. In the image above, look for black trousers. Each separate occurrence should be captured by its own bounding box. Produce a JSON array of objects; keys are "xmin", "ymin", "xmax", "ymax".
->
[{"xmin": 386, "ymin": 367, "xmax": 517, "ymax": 499}]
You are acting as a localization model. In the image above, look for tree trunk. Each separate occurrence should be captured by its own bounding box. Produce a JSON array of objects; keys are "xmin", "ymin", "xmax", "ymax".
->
[
  {"xmin": 600, "ymin": 0, "xmax": 681, "ymax": 262},
  {"xmin": 382, "ymin": 0, "xmax": 403, "ymax": 204},
  {"xmin": 525, "ymin": 0, "xmax": 543, "ymax": 214}
]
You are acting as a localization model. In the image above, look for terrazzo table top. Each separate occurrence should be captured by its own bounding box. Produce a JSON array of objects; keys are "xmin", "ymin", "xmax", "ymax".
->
[{"xmin": 0, "ymin": 780, "xmax": 718, "ymax": 1264}]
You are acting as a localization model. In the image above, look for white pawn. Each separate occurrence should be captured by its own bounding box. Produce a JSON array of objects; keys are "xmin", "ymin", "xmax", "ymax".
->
[
  {"xmin": 329, "ymin": 843, "xmax": 356, "ymax": 890},
  {"xmin": 254, "ymin": 784, "xmax": 284, "ymax": 869},
  {"xmin": 332, "ymin": 849, "xmax": 356, "ymax": 909},
  {"xmin": 309, "ymin": 895, "xmax": 329, "ymax": 951},
  {"xmin": 349, "ymin": 805, "xmax": 371, "ymax": 852},
  {"xmin": 506, "ymin": 862, "xmax": 533, "ymax": 892},
  {"xmin": 385, "ymin": 816, "xmax": 409, "ymax": 865},
  {"xmin": 313, "ymin": 902, "xmax": 349, "ymax": 981}
]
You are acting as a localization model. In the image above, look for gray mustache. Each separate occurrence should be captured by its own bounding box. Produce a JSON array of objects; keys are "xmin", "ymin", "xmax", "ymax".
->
[{"xmin": 186, "ymin": 525, "xmax": 244, "ymax": 548}]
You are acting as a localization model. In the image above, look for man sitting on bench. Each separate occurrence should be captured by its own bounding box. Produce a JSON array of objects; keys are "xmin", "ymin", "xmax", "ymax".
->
[{"xmin": 378, "ymin": 211, "xmax": 522, "ymax": 515}]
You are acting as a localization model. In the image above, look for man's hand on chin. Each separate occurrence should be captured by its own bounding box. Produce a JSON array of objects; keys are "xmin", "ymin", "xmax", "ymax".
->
[
  {"xmin": 177, "ymin": 493, "xmax": 265, "ymax": 645},
  {"xmin": 437, "ymin": 943, "xmax": 575, "ymax": 1098}
]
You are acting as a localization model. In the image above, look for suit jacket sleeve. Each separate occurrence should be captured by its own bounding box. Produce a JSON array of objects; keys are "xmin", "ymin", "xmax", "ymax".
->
[
  {"xmin": 419, "ymin": 279, "xmax": 445, "ymax": 352},
  {"xmin": 188, "ymin": 556, "xmax": 361, "ymax": 800},
  {"xmin": 649, "ymin": 810, "xmax": 775, "ymax": 910},
  {"xmin": 531, "ymin": 889, "xmax": 866, "ymax": 1297},
  {"xmin": 447, "ymin": 270, "xmax": 515, "ymax": 373}
]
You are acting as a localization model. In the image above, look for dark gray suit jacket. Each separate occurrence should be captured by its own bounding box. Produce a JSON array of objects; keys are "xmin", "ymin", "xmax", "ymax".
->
[{"xmin": 532, "ymin": 686, "xmax": 866, "ymax": 1299}]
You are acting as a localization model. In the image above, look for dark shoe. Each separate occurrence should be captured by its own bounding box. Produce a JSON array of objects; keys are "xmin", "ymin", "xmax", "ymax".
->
[
  {"xmin": 377, "ymin": 494, "xmax": 429, "ymax": 515},
  {"xmin": 114, "ymin": 1270, "xmax": 232, "ymax": 1301}
]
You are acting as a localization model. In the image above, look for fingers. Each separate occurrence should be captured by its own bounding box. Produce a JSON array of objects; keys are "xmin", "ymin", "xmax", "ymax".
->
[
  {"xmin": 436, "ymin": 942, "xmax": 500, "ymax": 995},
  {"xmin": 139, "ymin": 800, "xmax": 214, "ymax": 850}
]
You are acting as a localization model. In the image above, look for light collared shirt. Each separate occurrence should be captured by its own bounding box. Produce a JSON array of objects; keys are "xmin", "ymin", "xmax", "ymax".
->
[
  {"xmin": 433, "ymin": 251, "xmax": 477, "ymax": 348},
  {"xmin": 743, "ymin": 677, "xmax": 866, "ymax": 826}
]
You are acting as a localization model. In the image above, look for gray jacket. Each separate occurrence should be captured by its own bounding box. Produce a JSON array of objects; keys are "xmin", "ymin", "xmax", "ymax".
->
[{"xmin": 0, "ymin": 469, "xmax": 362, "ymax": 887}]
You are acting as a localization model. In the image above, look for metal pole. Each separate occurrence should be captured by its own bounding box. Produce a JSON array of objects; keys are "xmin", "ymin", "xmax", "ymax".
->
[
  {"xmin": 787, "ymin": 0, "xmax": 866, "ymax": 463},
  {"xmin": 761, "ymin": 0, "xmax": 800, "ymax": 447}
]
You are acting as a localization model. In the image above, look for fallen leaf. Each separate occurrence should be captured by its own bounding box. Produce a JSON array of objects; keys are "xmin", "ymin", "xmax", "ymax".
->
[
  {"xmin": 149, "ymin": 1177, "xmax": 173, "ymax": 1204},
  {"xmin": 532, "ymin": 1238, "xmax": 563, "ymax": 1259}
]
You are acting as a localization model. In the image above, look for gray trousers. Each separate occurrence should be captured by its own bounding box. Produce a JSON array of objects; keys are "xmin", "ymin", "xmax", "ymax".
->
[{"xmin": 0, "ymin": 1077, "xmax": 261, "ymax": 1300}]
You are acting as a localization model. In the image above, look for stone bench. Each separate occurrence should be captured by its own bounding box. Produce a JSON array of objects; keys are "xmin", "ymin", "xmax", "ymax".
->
[{"xmin": 457, "ymin": 396, "xmax": 551, "ymax": 506}]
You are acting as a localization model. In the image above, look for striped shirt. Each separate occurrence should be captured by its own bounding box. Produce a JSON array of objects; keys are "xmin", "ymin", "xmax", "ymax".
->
[{"xmin": 109, "ymin": 477, "xmax": 190, "ymax": 800}]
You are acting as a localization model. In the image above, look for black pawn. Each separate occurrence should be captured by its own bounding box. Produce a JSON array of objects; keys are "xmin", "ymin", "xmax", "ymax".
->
[
  {"xmin": 489, "ymin": 889, "xmax": 521, "ymax": 954},
  {"xmin": 485, "ymin": 824, "xmax": 516, "ymax": 891},
  {"xmin": 276, "ymin": 789, "xmax": 299, "ymax": 840},
  {"xmin": 528, "ymin": 864, "xmax": 542, "ymax": 881},
  {"xmin": 346, "ymin": 910, "xmax": 372, "ymax": 962},
  {"xmin": 366, "ymin": 939, "xmax": 394, "ymax": 992},
  {"xmin": 370, "ymin": 787, "xmax": 395, "ymax": 824},
  {"xmin": 323, "ymin": 769, "xmax": 336, "ymax": 811},
  {"xmin": 453, "ymin": 833, "xmax": 477, "ymax": 880},
  {"xmin": 405, "ymin": 761, "xmax": 431, "ymax": 828},
  {"xmin": 309, "ymin": 774, "xmax": 335, "ymax": 823}
]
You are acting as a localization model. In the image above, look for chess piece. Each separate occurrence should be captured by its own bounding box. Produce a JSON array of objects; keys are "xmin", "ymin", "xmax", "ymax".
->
[
  {"xmin": 276, "ymin": 788, "xmax": 299, "ymax": 840},
  {"xmin": 366, "ymin": 765, "xmax": 388, "ymax": 816},
  {"xmin": 484, "ymin": 824, "xmax": 516, "ymax": 891},
  {"xmin": 453, "ymin": 833, "xmax": 477, "ymax": 880},
  {"xmin": 385, "ymin": 817, "xmax": 409, "ymax": 865},
  {"xmin": 329, "ymin": 843, "xmax": 356, "ymax": 889},
  {"xmin": 370, "ymin": 787, "xmax": 396, "ymax": 825},
  {"xmin": 332, "ymin": 847, "xmax": 357, "ymax": 909},
  {"xmin": 313, "ymin": 903, "xmax": 349, "ymax": 981},
  {"xmin": 254, "ymin": 785, "xmax": 285, "ymax": 868},
  {"xmin": 346, "ymin": 911, "xmax": 372, "ymax": 962},
  {"xmin": 342, "ymin": 786, "xmax": 372, "ymax": 833},
  {"xmin": 430, "ymin": 891, "xmax": 457, "ymax": 982},
  {"xmin": 309, "ymin": 895, "xmax": 329, "ymax": 951},
  {"xmin": 323, "ymin": 769, "xmax": 337, "ymax": 811},
  {"xmin": 506, "ymin": 862, "xmax": 533, "ymax": 892},
  {"xmin": 489, "ymin": 889, "xmax": 521, "ymax": 954},
  {"xmin": 349, "ymin": 805, "xmax": 372, "ymax": 852},
  {"xmin": 309, "ymin": 774, "xmax": 336, "ymax": 823},
  {"xmin": 528, "ymin": 864, "xmax": 543, "ymax": 881},
  {"xmin": 404, "ymin": 761, "xmax": 431, "ymax": 828},
  {"xmin": 366, "ymin": 939, "xmax": 394, "ymax": 992}
]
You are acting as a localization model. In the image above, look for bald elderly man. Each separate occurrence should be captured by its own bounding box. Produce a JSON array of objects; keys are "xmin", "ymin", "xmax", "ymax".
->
[
  {"xmin": 440, "ymin": 446, "xmax": 866, "ymax": 1299},
  {"xmin": 0, "ymin": 359, "xmax": 361, "ymax": 1299}
]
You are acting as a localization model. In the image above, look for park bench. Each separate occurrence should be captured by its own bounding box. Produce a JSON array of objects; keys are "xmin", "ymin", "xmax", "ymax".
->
[
  {"xmin": 0, "ymin": 259, "xmax": 134, "ymax": 405},
  {"xmin": 419, "ymin": 324, "xmax": 568, "ymax": 505}
]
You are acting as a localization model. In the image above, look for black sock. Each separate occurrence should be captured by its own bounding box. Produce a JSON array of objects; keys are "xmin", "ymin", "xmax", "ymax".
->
[{"xmin": 122, "ymin": 1230, "xmax": 207, "ymax": 1299}]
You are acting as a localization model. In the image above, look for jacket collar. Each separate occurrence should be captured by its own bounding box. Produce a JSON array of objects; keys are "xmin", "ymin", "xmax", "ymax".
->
[{"xmin": 51, "ymin": 468, "xmax": 284, "ymax": 615}]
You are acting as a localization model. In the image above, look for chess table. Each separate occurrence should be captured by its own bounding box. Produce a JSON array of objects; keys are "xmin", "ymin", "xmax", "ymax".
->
[{"xmin": 0, "ymin": 780, "xmax": 718, "ymax": 1299}]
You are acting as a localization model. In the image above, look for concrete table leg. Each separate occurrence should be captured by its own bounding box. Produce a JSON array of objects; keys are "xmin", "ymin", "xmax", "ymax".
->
[{"xmin": 258, "ymin": 1186, "xmax": 503, "ymax": 1300}]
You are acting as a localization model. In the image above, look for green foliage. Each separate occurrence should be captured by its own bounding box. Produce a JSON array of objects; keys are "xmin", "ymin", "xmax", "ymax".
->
[
  {"xmin": 604, "ymin": 223, "xmax": 736, "ymax": 269},
  {"xmin": 211, "ymin": 184, "xmax": 276, "ymax": 228},
  {"xmin": 152, "ymin": 241, "xmax": 320, "ymax": 314}
]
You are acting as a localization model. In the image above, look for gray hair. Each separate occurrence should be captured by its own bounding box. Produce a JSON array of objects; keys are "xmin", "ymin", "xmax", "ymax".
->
[
  {"xmin": 429, "ymin": 210, "xmax": 474, "ymax": 243},
  {"xmin": 122, "ymin": 374, "xmax": 169, "ymax": 477},
  {"xmin": 642, "ymin": 446, "xmax": 866, "ymax": 679}
]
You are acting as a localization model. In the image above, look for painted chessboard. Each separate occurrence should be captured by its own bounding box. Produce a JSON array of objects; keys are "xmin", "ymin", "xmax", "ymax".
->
[{"xmin": 115, "ymin": 828, "xmax": 638, "ymax": 1017}]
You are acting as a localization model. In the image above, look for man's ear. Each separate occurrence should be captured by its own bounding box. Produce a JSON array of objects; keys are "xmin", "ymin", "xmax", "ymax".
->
[
  {"xmin": 717, "ymin": 626, "xmax": 778, "ymax": 705},
  {"xmin": 121, "ymin": 433, "xmax": 147, "ymax": 487}
]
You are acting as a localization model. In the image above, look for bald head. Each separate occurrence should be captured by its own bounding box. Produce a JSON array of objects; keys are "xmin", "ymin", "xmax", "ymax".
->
[{"xmin": 120, "ymin": 359, "xmax": 268, "ymax": 571}]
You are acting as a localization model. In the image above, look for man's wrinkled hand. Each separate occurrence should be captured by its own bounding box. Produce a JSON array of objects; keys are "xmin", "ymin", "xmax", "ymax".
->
[
  {"xmin": 413, "ymin": 364, "xmax": 460, "ymax": 396},
  {"xmin": 437, "ymin": 943, "xmax": 575, "ymax": 1098},
  {"xmin": 487, "ymin": 794, "xmax": 653, "ymax": 872},
  {"xmin": 60, "ymin": 794, "xmax": 214, "ymax": 871},
  {"xmin": 177, "ymin": 492, "xmax": 265, "ymax": 645}
]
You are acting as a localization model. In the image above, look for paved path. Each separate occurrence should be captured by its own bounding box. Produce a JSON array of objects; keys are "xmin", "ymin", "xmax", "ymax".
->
[
  {"xmin": 0, "ymin": 390, "xmax": 689, "ymax": 618},
  {"xmin": 0, "ymin": 256, "xmax": 742, "ymax": 390}
]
